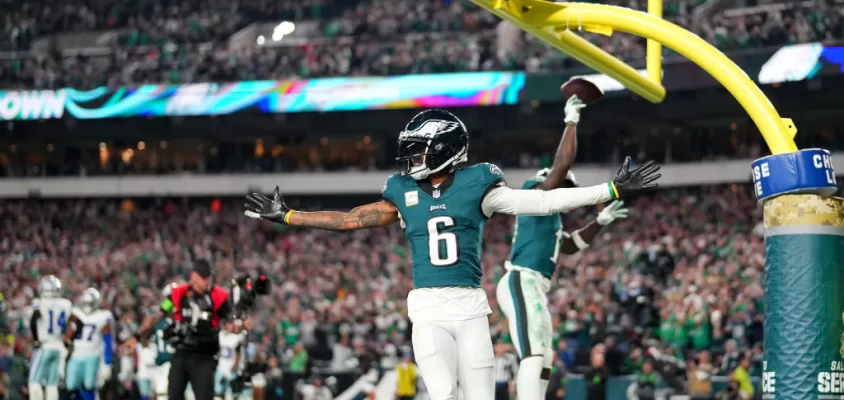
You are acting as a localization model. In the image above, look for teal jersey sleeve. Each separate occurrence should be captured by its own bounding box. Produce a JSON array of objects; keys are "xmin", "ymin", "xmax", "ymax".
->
[
  {"xmin": 508, "ymin": 176, "xmax": 564, "ymax": 278},
  {"xmin": 381, "ymin": 174, "xmax": 406, "ymax": 207},
  {"xmin": 476, "ymin": 162, "xmax": 506, "ymax": 194}
]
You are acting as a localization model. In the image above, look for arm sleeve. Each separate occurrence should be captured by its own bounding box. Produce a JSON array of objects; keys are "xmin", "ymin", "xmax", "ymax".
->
[
  {"xmin": 30, "ymin": 309, "xmax": 40, "ymax": 341},
  {"xmin": 481, "ymin": 183, "xmax": 614, "ymax": 217},
  {"xmin": 217, "ymin": 296, "xmax": 233, "ymax": 321},
  {"xmin": 160, "ymin": 295, "xmax": 175, "ymax": 314},
  {"xmin": 103, "ymin": 324, "xmax": 114, "ymax": 365}
]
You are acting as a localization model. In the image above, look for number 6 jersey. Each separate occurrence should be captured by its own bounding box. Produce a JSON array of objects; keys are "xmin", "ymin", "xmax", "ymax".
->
[{"xmin": 382, "ymin": 163, "xmax": 504, "ymax": 321}]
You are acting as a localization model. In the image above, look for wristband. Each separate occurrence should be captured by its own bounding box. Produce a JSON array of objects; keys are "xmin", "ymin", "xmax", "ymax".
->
[
  {"xmin": 283, "ymin": 210, "xmax": 294, "ymax": 224},
  {"xmin": 572, "ymin": 230, "xmax": 590, "ymax": 250},
  {"xmin": 607, "ymin": 182, "xmax": 619, "ymax": 199}
]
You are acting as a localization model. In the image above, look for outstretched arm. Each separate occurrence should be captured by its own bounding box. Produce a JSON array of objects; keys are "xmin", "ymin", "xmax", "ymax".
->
[
  {"xmin": 482, "ymin": 184, "xmax": 614, "ymax": 217},
  {"xmin": 287, "ymin": 201, "xmax": 400, "ymax": 231},
  {"xmin": 245, "ymin": 187, "xmax": 399, "ymax": 231},
  {"xmin": 537, "ymin": 97, "xmax": 583, "ymax": 190},
  {"xmin": 483, "ymin": 157, "xmax": 660, "ymax": 217}
]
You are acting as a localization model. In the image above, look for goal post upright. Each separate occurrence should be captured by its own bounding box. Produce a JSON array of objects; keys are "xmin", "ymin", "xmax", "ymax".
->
[{"xmin": 646, "ymin": 0, "xmax": 662, "ymax": 84}]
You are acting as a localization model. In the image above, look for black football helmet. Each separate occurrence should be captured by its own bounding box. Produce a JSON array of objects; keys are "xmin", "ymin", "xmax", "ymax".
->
[{"xmin": 396, "ymin": 109, "xmax": 469, "ymax": 180}]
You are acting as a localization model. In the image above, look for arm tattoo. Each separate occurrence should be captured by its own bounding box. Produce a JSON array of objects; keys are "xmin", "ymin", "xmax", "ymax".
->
[{"xmin": 288, "ymin": 201, "xmax": 399, "ymax": 231}]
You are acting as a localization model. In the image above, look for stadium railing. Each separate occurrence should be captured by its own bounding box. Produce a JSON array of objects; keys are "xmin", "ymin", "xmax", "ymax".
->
[{"xmin": 0, "ymin": 156, "xmax": 841, "ymax": 197}]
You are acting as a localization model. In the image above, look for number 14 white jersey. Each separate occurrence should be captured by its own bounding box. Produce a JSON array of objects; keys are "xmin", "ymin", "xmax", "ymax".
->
[{"xmin": 33, "ymin": 298, "xmax": 73, "ymax": 349}]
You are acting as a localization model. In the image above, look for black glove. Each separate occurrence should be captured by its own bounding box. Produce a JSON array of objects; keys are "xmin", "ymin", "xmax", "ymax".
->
[
  {"xmin": 244, "ymin": 186, "xmax": 291, "ymax": 224},
  {"xmin": 611, "ymin": 157, "xmax": 661, "ymax": 198}
]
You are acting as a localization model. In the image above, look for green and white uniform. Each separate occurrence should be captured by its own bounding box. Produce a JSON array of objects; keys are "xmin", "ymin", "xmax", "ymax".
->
[
  {"xmin": 382, "ymin": 162, "xmax": 505, "ymax": 400},
  {"xmin": 150, "ymin": 319, "xmax": 177, "ymax": 400},
  {"xmin": 496, "ymin": 176, "xmax": 560, "ymax": 358},
  {"xmin": 382, "ymin": 163, "xmax": 505, "ymax": 322}
]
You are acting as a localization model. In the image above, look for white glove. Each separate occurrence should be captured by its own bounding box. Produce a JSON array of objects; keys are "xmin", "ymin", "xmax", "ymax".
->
[
  {"xmin": 596, "ymin": 200, "xmax": 628, "ymax": 226},
  {"xmin": 564, "ymin": 95, "xmax": 586, "ymax": 125},
  {"xmin": 98, "ymin": 365, "xmax": 112, "ymax": 388}
]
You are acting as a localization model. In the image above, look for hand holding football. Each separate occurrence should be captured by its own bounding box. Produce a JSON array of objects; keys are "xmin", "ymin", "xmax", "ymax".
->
[{"xmin": 561, "ymin": 78, "xmax": 604, "ymax": 105}]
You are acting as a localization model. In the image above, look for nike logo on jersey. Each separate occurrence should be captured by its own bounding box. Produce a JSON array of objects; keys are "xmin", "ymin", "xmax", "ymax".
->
[{"xmin": 429, "ymin": 204, "xmax": 447, "ymax": 212}]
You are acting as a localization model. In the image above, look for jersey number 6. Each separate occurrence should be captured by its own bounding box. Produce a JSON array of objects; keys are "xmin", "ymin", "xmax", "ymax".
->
[{"xmin": 427, "ymin": 216, "xmax": 459, "ymax": 266}]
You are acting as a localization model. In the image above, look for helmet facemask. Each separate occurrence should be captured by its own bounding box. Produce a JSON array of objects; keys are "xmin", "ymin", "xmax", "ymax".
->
[{"xmin": 396, "ymin": 138, "xmax": 432, "ymax": 180}]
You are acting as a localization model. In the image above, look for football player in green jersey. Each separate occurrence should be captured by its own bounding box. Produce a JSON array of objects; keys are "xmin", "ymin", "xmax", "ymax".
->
[
  {"xmin": 496, "ymin": 96, "xmax": 630, "ymax": 400},
  {"xmin": 150, "ymin": 283, "xmax": 178, "ymax": 400},
  {"xmin": 244, "ymin": 108, "xmax": 661, "ymax": 400}
]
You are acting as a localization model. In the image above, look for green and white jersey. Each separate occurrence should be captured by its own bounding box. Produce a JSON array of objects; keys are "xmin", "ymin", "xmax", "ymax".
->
[
  {"xmin": 382, "ymin": 163, "xmax": 505, "ymax": 289},
  {"xmin": 382, "ymin": 163, "xmax": 505, "ymax": 322},
  {"xmin": 508, "ymin": 178, "xmax": 564, "ymax": 278},
  {"xmin": 153, "ymin": 319, "xmax": 175, "ymax": 366}
]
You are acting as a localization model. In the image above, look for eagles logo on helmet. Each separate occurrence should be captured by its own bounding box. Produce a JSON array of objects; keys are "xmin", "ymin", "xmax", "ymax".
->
[{"xmin": 396, "ymin": 109, "xmax": 469, "ymax": 180}]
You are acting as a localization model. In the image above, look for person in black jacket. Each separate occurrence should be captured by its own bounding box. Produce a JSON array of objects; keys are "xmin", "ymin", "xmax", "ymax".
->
[
  {"xmin": 585, "ymin": 350, "xmax": 609, "ymax": 400},
  {"xmin": 545, "ymin": 360, "xmax": 567, "ymax": 400},
  {"xmin": 121, "ymin": 260, "xmax": 234, "ymax": 400}
]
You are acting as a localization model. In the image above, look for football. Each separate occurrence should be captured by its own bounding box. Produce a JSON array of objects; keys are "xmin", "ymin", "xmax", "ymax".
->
[{"xmin": 560, "ymin": 78, "xmax": 604, "ymax": 105}]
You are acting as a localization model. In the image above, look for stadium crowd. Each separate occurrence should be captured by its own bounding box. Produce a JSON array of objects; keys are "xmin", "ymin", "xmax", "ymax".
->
[
  {"xmin": 0, "ymin": 183, "xmax": 765, "ymax": 397},
  {"xmin": 1, "ymin": 0, "xmax": 843, "ymax": 89}
]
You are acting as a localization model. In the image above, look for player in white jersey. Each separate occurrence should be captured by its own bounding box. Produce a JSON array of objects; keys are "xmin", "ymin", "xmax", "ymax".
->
[
  {"xmin": 29, "ymin": 275, "xmax": 73, "ymax": 400},
  {"xmin": 63, "ymin": 288, "xmax": 114, "ymax": 400},
  {"xmin": 215, "ymin": 322, "xmax": 247, "ymax": 400},
  {"xmin": 136, "ymin": 338, "xmax": 157, "ymax": 400}
]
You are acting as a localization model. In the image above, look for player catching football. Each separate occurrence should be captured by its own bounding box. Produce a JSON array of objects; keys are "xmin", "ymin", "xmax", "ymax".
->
[
  {"xmin": 244, "ymin": 108, "xmax": 660, "ymax": 400},
  {"xmin": 497, "ymin": 86, "xmax": 629, "ymax": 400}
]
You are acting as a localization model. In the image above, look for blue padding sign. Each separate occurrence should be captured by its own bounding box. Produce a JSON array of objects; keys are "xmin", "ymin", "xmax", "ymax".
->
[{"xmin": 752, "ymin": 148, "xmax": 838, "ymax": 202}]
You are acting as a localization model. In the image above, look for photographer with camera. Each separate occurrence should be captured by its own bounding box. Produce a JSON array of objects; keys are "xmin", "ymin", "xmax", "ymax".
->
[{"xmin": 122, "ymin": 260, "xmax": 232, "ymax": 400}]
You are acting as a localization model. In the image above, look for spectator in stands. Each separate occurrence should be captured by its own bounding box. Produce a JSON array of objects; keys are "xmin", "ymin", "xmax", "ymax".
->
[
  {"xmin": 555, "ymin": 339, "xmax": 575, "ymax": 372},
  {"xmin": 585, "ymin": 349, "xmax": 609, "ymax": 400},
  {"xmin": 286, "ymin": 343, "xmax": 309, "ymax": 374},
  {"xmin": 1, "ymin": 0, "xmax": 842, "ymax": 89},
  {"xmin": 687, "ymin": 351, "xmax": 714, "ymax": 399},
  {"xmin": 626, "ymin": 359, "xmax": 659, "ymax": 400},
  {"xmin": 545, "ymin": 360, "xmax": 566, "ymax": 400},
  {"xmin": 394, "ymin": 354, "xmax": 417, "ymax": 400},
  {"xmin": 719, "ymin": 340, "xmax": 741, "ymax": 374},
  {"xmin": 731, "ymin": 356, "xmax": 754, "ymax": 399}
]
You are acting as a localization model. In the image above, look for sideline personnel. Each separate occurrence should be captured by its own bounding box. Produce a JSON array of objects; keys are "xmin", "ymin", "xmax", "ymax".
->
[{"xmin": 123, "ymin": 260, "xmax": 232, "ymax": 400}]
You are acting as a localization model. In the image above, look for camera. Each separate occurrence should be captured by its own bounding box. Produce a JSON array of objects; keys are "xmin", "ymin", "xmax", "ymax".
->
[
  {"xmin": 230, "ymin": 274, "xmax": 270, "ymax": 316},
  {"xmin": 160, "ymin": 317, "xmax": 187, "ymax": 345}
]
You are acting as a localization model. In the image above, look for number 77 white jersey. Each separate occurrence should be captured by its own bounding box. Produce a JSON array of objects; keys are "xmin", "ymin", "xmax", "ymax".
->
[
  {"xmin": 33, "ymin": 298, "xmax": 73, "ymax": 349},
  {"xmin": 71, "ymin": 309, "xmax": 113, "ymax": 357}
]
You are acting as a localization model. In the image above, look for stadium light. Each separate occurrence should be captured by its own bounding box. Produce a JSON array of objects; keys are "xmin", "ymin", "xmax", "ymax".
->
[
  {"xmin": 272, "ymin": 21, "xmax": 295, "ymax": 41},
  {"xmin": 257, "ymin": 35, "xmax": 265, "ymax": 45}
]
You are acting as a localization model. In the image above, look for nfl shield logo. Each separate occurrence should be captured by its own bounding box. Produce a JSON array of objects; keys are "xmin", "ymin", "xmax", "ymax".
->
[{"xmin": 432, "ymin": 189, "xmax": 441, "ymax": 199}]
